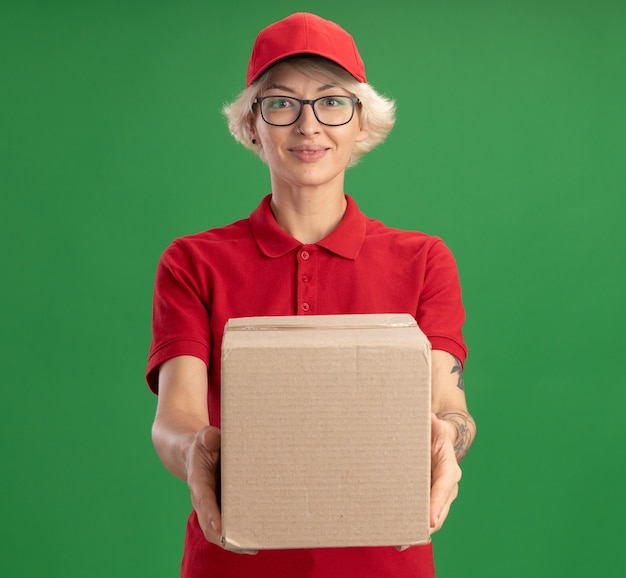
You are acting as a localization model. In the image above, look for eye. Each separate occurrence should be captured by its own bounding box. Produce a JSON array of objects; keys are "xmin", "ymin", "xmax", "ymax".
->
[
  {"xmin": 319, "ymin": 96, "xmax": 349, "ymax": 108},
  {"xmin": 264, "ymin": 97, "xmax": 295, "ymax": 110}
]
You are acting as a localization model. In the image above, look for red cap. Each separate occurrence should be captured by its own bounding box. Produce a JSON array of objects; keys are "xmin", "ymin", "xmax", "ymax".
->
[{"xmin": 246, "ymin": 12, "xmax": 367, "ymax": 87}]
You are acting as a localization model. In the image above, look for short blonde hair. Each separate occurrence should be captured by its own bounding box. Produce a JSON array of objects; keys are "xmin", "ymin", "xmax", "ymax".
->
[{"xmin": 223, "ymin": 57, "xmax": 396, "ymax": 167}]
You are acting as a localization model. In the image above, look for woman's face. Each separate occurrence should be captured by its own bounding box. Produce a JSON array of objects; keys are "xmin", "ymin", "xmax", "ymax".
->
[{"xmin": 251, "ymin": 61, "xmax": 369, "ymax": 193}]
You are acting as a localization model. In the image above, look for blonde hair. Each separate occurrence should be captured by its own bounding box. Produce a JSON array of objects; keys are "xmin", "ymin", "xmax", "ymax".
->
[{"xmin": 223, "ymin": 57, "xmax": 396, "ymax": 167}]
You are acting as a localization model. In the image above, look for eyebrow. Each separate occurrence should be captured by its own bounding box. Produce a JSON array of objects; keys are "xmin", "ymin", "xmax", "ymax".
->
[{"xmin": 265, "ymin": 83, "xmax": 341, "ymax": 93}]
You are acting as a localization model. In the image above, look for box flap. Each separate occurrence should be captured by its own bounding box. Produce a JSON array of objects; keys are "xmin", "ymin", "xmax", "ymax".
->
[{"xmin": 224, "ymin": 313, "xmax": 417, "ymax": 331}]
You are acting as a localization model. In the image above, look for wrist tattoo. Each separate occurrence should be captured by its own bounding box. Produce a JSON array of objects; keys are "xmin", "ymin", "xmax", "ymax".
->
[
  {"xmin": 440, "ymin": 411, "xmax": 475, "ymax": 462},
  {"xmin": 451, "ymin": 356, "xmax": 464, "ymax": 391}
]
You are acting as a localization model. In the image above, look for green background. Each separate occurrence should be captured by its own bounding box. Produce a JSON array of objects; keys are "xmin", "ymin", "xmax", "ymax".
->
[{"xmin": 2, "ymin": 0, "xmax": 624, "ymax": 576}]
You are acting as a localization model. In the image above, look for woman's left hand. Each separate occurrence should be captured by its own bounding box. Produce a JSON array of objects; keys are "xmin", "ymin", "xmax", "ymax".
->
[{"xmin": 429, "ymin": 412, "xmax": 462, "ymax": 534}]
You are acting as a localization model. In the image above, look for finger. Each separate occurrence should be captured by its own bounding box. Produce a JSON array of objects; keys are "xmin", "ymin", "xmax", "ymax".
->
[
  {"xmin": 190, "ymin": 477, "xmax": 223, "ymax": 543},
  {"xmin": 430, "ymin": 446, "xmax": 461, "ymax": 529},
  {"xmin": 199, "ymin": 426, "xmax": 221, "ymax": 453},
  {"xmin": 188, "ymin": 427, "xmax": 223, "ymax": 545},
  {"xmin": 430, "ymin": 499, "xmax": 452, "ymax": 534},
  {"xmin": 430, "ymin": 483, "xmax": 458, "ymax": 532},
  {"xmin": 430, "ymin": 465, "xmax": 460, "ymax": 525}
]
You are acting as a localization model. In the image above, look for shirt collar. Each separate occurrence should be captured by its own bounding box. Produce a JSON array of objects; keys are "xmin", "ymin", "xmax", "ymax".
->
[{"xmin": 249, "ymin": 194, "xmax": 366, "ymax": 260}]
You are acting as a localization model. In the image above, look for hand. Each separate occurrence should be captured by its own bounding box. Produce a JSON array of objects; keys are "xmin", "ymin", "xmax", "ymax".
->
[
  {"xmin": 186, "ymin": 426, "xmax": 223, "ymax": 545},
  {"xmin": 186, "ymin": 426, "xmax": 257, "ymax": 554},
  {"xmin": 429, "ymin": 412, "xmax": 462, "ymax": 534}
]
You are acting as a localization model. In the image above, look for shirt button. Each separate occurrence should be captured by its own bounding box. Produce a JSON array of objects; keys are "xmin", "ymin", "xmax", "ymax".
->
[
  {"xmin": 300, "ymin": 250, "xmax": 310, "ymax": 260},
  {"xmin": 302, "ymin": 275, "xmax": 310, "ymax": 283},
  {"xmin": 301, "ymin": 302, "xmax": 310, "ymax": 312}
]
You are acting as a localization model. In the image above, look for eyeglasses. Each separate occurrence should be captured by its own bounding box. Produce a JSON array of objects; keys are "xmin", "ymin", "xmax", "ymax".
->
[{"xmin": 253, "ymin": 95, "xmax": 360, "ymax": 127}]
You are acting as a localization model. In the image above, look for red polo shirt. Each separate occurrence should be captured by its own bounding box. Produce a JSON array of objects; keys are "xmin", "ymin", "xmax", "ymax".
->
[{"xmin": 146, "ymin": 194, "xmax": 467, "ymax": 578}]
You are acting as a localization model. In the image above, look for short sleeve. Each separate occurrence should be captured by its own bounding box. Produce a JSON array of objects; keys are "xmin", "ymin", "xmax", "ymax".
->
[
  {"xmin": 145, "ymin": 240, "xmax": 211, "ymax": 393},
  {"xmin": 417, "ymin": 239, "xmax": 467, "ymax": 367}
]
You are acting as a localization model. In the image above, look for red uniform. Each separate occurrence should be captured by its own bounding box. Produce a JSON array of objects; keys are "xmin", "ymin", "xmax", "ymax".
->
[{"xmin": 147, "ymin": 194, "xmax": 467, "ymax": 577}]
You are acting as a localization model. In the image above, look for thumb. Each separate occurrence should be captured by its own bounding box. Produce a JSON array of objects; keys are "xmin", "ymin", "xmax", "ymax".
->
[
  {"xmin": 431, "ymin": 412, "xmax": 444, "ymax": 441},
  {"xmin": 198, "ymin": 425, "xmax": 221, "ymax": 452}
]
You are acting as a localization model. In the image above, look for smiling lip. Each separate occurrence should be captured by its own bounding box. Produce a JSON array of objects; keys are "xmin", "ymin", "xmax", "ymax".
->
[{"xmin": 289, "ymin": 144, "xmax": 329, "ymax": 162}]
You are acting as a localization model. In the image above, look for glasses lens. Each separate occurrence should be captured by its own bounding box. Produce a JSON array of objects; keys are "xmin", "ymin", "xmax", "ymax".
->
[
  {"xmin": 260, "ymin": 97, "xmax": 301, "ymax": 126},
  {"xmin": 313, "ymin": 96, "xmax": 355, "ymax": 126}
]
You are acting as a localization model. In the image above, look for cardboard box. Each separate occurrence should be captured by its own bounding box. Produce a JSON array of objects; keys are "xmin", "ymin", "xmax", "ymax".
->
[{"xmin": 220, "ymin": 313, "xmax": 431, "ymax": 551}]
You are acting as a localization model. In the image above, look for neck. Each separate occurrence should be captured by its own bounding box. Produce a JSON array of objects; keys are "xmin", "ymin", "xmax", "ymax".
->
[{"xmin": 269, "ymin": 183, "xmax": 347, "ymax": 244}]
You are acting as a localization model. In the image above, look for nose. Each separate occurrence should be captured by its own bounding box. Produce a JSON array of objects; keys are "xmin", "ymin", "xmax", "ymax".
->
[{"xmin": 295, "ymin": 102, "xmax": 320, "ymax": 136}]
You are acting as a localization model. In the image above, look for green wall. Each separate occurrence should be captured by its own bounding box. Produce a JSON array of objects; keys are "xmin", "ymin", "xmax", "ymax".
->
[{"xmin": 2, "ymin": 0, "xmax": 624, "ymax": 576}]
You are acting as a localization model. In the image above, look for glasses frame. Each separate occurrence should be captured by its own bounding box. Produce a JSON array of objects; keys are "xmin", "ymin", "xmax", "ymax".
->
[{"xmin": 253, "ymin": 95, "xmax": 360, "ymax": 127}]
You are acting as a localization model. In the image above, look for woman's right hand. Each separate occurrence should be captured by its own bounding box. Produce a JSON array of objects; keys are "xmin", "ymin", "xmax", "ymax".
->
[
  {"xmin": 152, "ymin": 356, "xmax": 257, "ymax": 553},
  {"xmin": 186, "ymin": 425, "xmax": 222, "ymax": 545},
  {"xmin": 153, "ymin": 357, "xmax": 225, "ymax": 547}
]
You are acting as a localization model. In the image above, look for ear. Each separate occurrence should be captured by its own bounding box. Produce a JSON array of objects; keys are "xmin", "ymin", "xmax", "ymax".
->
[
  {"xmin": 250, "ymin": 123, "xmax": 261, "ymax": 142},
  {"xmin": 355, "ymin": 125, "xmax": 369, "ymax": 143}
]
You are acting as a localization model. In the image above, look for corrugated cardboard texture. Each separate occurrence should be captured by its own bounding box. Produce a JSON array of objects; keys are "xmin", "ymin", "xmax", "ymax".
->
[{"xmin": 220, "ymin": 314, "xmax": 431, "ymax": 551}]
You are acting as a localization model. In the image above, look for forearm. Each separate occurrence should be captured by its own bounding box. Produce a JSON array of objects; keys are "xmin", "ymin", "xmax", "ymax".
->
[
  {"xmin": 152, "ymin": 409, "xmax": 210, "ymax": 481},
  {"xmin": 437, "ymin": 409, "xmax": 476, "ymax": 462}
]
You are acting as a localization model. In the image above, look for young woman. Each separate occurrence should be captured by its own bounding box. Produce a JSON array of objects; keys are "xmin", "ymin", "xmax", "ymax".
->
[{"xmin": 147, "ymin": 12, "xmax": 476, "ymax": 578}]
